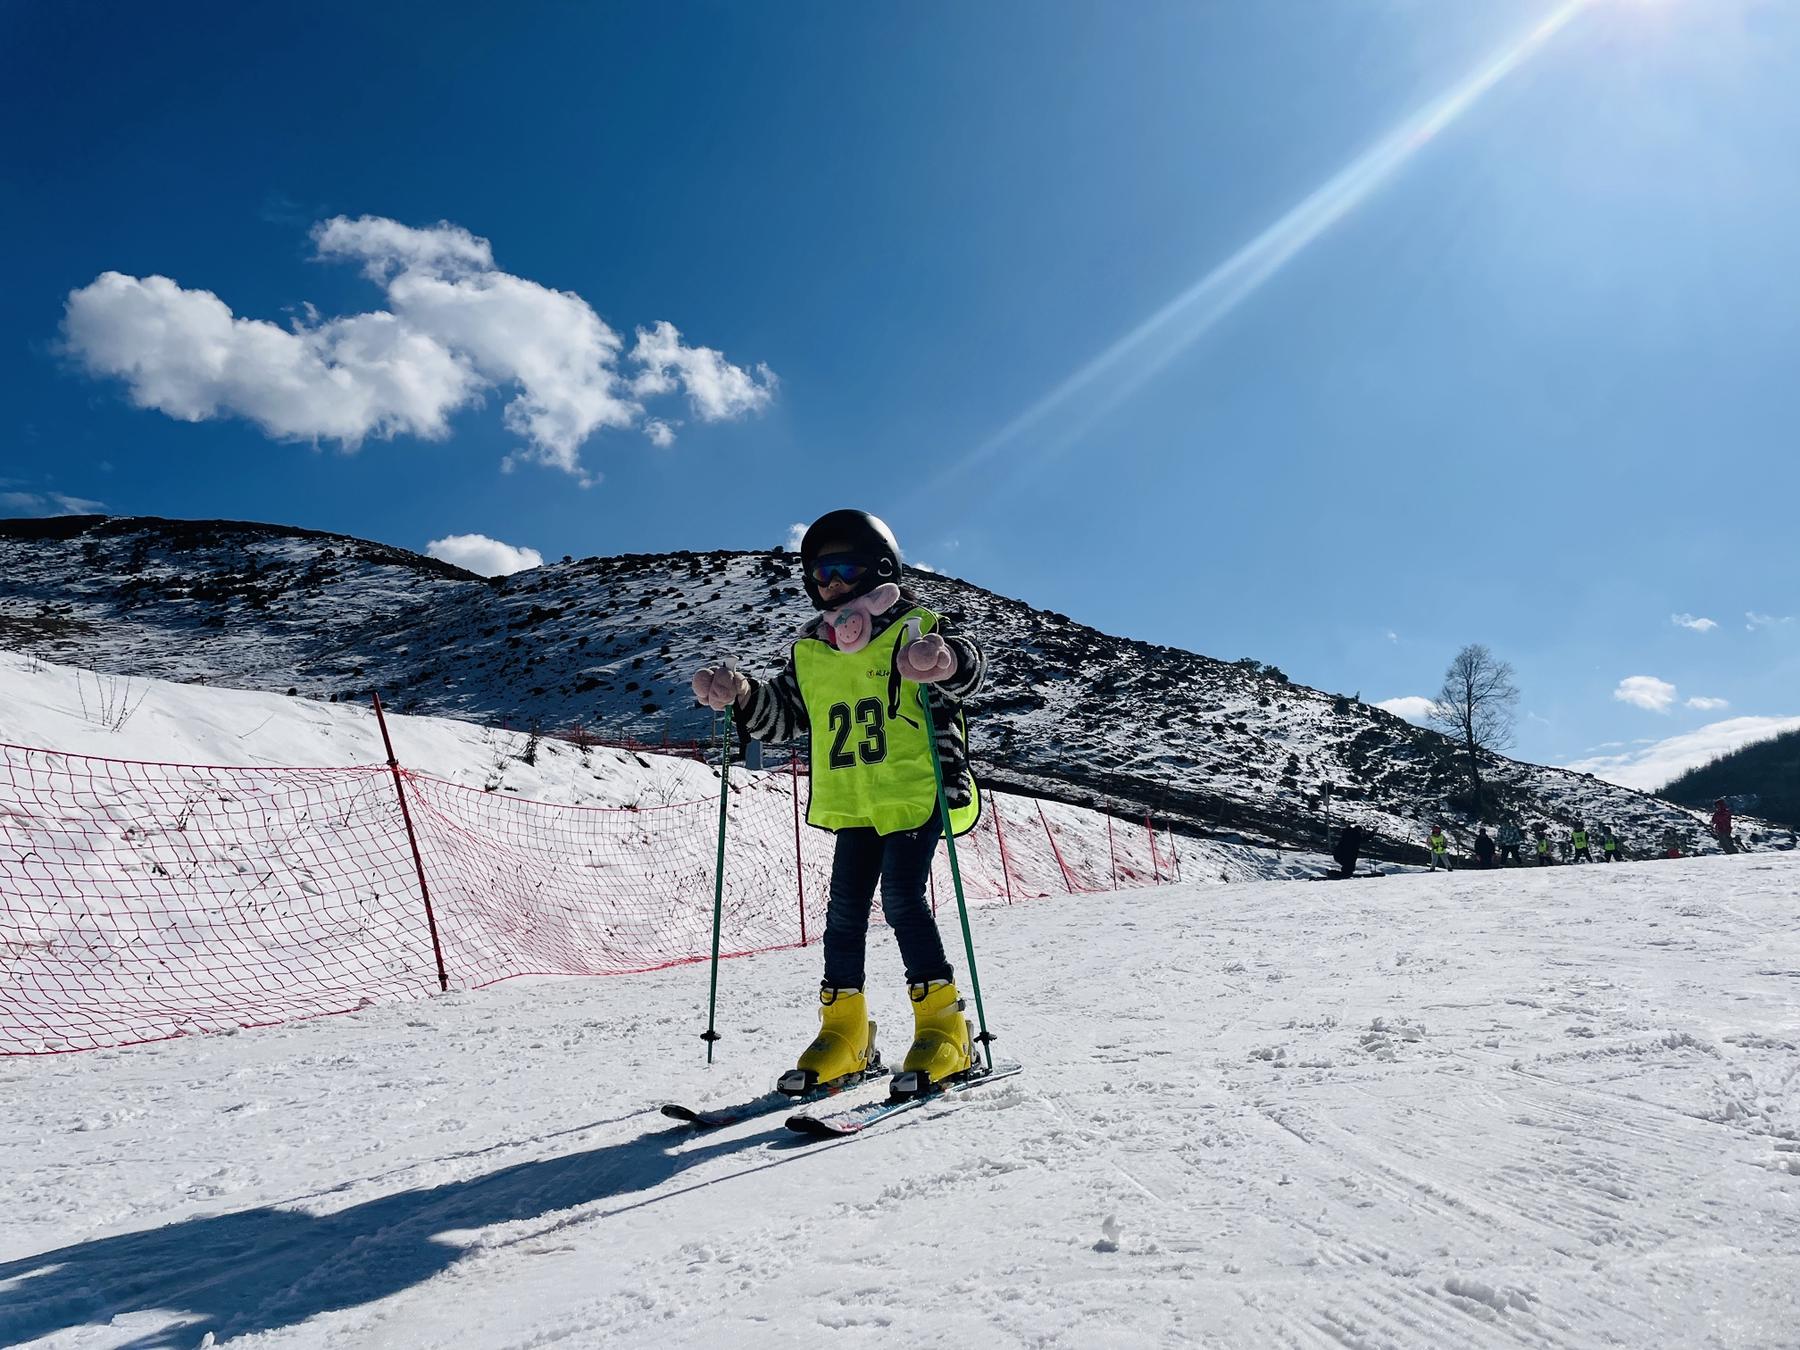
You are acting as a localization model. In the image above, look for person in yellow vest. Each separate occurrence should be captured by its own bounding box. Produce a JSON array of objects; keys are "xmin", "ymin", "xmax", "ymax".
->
[
  {"xmin": 1535, "ymin": 829, "xmax": 1552, "ymax": 865},
  {"xmin": 1571, "ymin": 822, "xmax": 1592, "ymax": 863},
  {"xmin": 691, "ymin": 510, "xmax": 986, "ymax": 1095},
  {"xmin": 1602, "ymin": 825, "xmax": 1619, "ymax": 862},
  {"xmin": 1427, "ymin": 824, "xmax": 1450, "ymax": 871}
]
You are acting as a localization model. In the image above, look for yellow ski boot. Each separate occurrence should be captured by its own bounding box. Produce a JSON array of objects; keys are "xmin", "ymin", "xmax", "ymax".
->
[
  {"xmin": 893, "ymin": 980, "xmax": 974, "ymax": 1096},
  {"xmin": 778, "ymin": 988, "xmax": 879, "ymax": 1096}
]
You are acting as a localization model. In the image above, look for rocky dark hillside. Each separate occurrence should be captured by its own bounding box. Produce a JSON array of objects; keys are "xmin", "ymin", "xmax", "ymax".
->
[{"xmin": 1, "ymin": 515, "xmax": 1772, "ymax": 863}]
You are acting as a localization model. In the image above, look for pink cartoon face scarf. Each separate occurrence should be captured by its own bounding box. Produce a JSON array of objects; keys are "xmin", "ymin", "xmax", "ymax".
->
[{"xmin": 818, "ymin": 583, "xmax": 901, "ymax": 653}]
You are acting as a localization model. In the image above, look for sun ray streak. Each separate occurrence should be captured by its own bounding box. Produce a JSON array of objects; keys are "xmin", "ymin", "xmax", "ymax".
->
[{"xmin": 931, "ymin": 1, "xmax": 1587, "ymax": 492}]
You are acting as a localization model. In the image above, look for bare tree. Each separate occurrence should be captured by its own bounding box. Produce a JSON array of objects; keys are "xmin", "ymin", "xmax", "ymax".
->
[{"xmin": 1429, "ymin": 644, "xmax": 1518, "ymax": 815}]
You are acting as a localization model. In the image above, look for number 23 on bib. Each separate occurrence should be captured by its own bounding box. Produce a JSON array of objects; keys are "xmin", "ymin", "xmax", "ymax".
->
[{"xmin": 793, "ymin": 607, "xmax": 980, "ymax": 838}]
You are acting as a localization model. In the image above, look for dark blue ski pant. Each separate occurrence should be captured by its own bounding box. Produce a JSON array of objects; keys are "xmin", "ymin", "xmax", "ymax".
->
[{"xmin": 822, "ymin": 808, "xmax": 953, "ymax": 989}]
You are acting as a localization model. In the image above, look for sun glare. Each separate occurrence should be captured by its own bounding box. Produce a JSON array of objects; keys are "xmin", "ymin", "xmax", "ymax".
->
[{"xmin": 930, "ymin": 2, "xmax": 1589, "ymax": 494}]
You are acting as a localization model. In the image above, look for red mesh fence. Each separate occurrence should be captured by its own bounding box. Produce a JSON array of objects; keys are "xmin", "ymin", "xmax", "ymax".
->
[
  {"xmin": 1, "ymin": 738, "xmax": 1182, "ymax": 1055},
  {"xmin": 403, "ymin": 768, "xmax": 818, "ymax": 982},
  {"xmin": 0, "ymin": 745, "xmax": 438, "ymax": 1055}
]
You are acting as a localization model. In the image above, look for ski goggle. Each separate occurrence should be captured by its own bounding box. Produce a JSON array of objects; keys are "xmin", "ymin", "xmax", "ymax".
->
[{"xmin": 809, "ymin": 555, "xmax": 869, "ymax": 586}]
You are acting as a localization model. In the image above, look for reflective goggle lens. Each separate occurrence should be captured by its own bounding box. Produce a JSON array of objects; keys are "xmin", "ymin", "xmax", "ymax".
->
[{"xmin": 810, "ymin": 556, "xmax": 868, "ymax": 586}]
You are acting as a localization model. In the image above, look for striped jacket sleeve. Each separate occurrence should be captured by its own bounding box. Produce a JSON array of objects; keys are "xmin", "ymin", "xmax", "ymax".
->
[
  {"xmin": 927, "ymin": 618, "xmax": 983, "ymax": 809},
  {"xmin": 737, "ymin": 653, "xmax": 810, "ymax": 744}
]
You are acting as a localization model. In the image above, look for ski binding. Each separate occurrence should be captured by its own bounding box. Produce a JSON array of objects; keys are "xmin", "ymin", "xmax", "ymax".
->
[{"xmin": 785, "ymin": 1059, "xmax": 1023, "ymax": 1138}]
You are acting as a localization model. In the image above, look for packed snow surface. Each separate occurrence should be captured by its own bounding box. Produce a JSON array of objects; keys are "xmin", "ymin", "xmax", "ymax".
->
[{"xmin": 5, "ymin": 851, "xmax": 1798, "ymax": 1347}]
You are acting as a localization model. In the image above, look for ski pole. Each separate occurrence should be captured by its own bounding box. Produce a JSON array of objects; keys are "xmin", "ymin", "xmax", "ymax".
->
[
  {"xmin": 905, "ymin": 623, "xmax": 995, "ymax": 1074},
  {"xmin": 701, "ymin": 691, "xmax": 735, "ymax": 1063}
]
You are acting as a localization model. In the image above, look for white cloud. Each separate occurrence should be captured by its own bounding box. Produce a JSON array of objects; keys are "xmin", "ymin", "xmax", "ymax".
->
[
  {"xmin": 911, "ymin": 560, "xmax": 938, "ymax": 573},
  {"xmin": 783, "ymin": 522, "xmax": 807, "ymax": 551},
  {"xmin": 312, "ymin": 215, "xmax": 494, "ymax": 280},
  {"xmin": 630, "ymin": 320, "xmax": 777, "ymax": 421},
  {"xmin": 1613, "ymin": 675, "xmax": 1677, "ymax": 713},
  {"xmin": 1564, "ymin": 715, "xmax": 1800, "ymax": 791},
  {"xmin": 1375, "ymin": 695, "xmax": 1436, "ymax": 723},
  {"xmin": 1385, "ymin": 630, "xmax": 1399, "ymax": 643},
  {"xmin": 425, "ymin": 533, "xmax": 544, "ymax": 577},
  {"xmin": 1671, "ymin": 613, "xmax": 1717, "ymax": 632},
  {"xmin": 1685, "ymin": 696, "xmax": 1729, "ymax": 711},
  {"xmin": 62, "ymin": 271, "xmax": 482, "ymax": 447},
  {"xmin": 60, "ymin": 215, "xmax": 776, "ymax": 484},
  {"xmin": 1, "ymin": 491, "xmax": 107, "ymax": 516},
  {"xmin": 1746, "ymin": 611, "xmax": 1793, "ymax": 631}
]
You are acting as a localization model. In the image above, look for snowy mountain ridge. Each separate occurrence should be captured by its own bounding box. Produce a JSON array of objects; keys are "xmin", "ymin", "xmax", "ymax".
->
[{"xmin": 0, "ymin": 514, "xmax": 1771, "ymax": 863}]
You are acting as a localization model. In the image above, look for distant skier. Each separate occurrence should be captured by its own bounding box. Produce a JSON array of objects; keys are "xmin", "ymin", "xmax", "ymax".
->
[
  {"xmin": 1602, "ymin": 825, "xmax": 1620, "ymax": 862},
  {"xmin": 1332, "ymin": 824, "xmax": 1364, "ymax": 879},
  {"xmin": 1474, "ymin": 827, "xmax": 1496, "ymax": 868},
  {"xmin": 1427, "ymin": 824, "xmax": 1450, "ymax": 871},
  {"xmin": 1496, "ymin": 818, "xmax": 1524, "ymax": 866},
  {"xmin": 1571, "ymin": 822, "xmax": 1591, "ymax": 863},
  {"xmin": 691, "ymin": 509, "xmax": 986, "ymax": 1095},
  {"xmin": 1535, "ymin": 830, "xmax": 1552, "ymax": 865},
  {"xmin": 1711, "ymin": 799, "xmax": 1737, "ymax": 854}
]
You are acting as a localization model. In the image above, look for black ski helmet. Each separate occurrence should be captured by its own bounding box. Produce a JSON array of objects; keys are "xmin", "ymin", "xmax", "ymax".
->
[{"xmin": 798, "ymin": 509, "xmax": 902, "ymax": 609}]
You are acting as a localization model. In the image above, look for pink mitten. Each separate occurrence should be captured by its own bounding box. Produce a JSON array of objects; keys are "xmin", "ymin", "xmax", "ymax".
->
[
  {"xmin": 896, "ymin": 632, "xmax": 957, "ymax": 683},
  {"xmin": 691, "ymin": 663, "xmax": 749, "ymax": 710}
]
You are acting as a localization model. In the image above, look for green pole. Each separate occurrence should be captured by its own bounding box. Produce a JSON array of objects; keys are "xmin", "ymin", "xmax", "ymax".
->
[
  {"xmin": 702, "ymin": 703, "xmax": 733, "ymax": 1062},
  {"xmin": 916, "ymin": 682, "xmax": 995, "ymax": 1074}
]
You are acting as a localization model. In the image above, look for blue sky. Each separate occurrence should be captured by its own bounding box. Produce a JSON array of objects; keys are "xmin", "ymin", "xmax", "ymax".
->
[{"xmin": 3, "ymin": 0, "xmax": 1796, "ymax": 786}]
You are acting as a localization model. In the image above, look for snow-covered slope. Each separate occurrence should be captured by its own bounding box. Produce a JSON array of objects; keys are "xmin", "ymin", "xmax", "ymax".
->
[
  {"xmin": 5, "ymin": 852, "xmax": 1796, "ymax": 1348},
  {"xmin": 2, "ymin": 514, "xmax": 1777, "ymax": 864},
  {"xmin": 0, "ymin": 649, "xmax": 1319, "ymax": 880},
  {"xmin": 1, "ymin": 651, "xmax": 1343, "ymax": 1054}
]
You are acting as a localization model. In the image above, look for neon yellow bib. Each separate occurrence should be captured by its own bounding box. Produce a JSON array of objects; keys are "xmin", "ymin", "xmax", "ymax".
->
[{"xmin": 794, "ymin": 607, "xmax": 980, "ymax": 837}]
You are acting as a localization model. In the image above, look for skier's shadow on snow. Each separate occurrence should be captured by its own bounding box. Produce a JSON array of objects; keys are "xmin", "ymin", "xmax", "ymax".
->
[{"xmin": 0, "ymin": 1116, "xmax": 799, "ymax": 1349}]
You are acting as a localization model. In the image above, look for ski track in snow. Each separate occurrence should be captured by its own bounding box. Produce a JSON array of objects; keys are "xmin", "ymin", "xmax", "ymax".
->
[{"xmin": 4, "ymin": 855, "xmax": 1798, "ymax": 1348}]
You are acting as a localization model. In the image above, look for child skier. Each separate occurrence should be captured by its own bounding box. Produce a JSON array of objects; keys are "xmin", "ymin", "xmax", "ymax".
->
[
  {"xmin": 690, "ymin": 510, "xmax": 986, "ymax": 1096},
  {"xmin": 1497, "ymin": 817, "xmax": 1524, "ymax": 866},
  {"xmin": 1427, "ymin": 824, "xmax": 1450, "ymax": 871},
  {"xmin": 1473, "ymin": 826, "xmax": 1496, "ymax": 868},
  {"xmin": 1711, "ymin": 799, "xmax": 1737, "ymax": 854}
]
